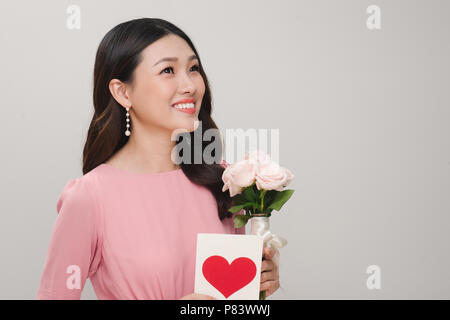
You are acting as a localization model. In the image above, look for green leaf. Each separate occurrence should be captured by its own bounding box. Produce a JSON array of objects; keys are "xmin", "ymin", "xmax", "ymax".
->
[
  {"xmin": 243, "ymin": 185, "xmax": 258, "ymax": 203},
  {"xmin": 228, "ymin": 202, "xmax": 255, "ymax": 213},
  {"xmin": 231, "ymin": 193, "xmax": 246, "ymax": 206},
  {"xmin": 267, "ymin": 189, "xmax": 295, "ymax": 211},
  {"xmin": 262, "ymin": 190, "xmax": 278, "ymax": 208},
  {"xmin": 228, "ymin": 204, "xmax": 246, "ymax": 213},
  {"xmin": 234, "ymin": 214, "xmax": 250, "ymax": 228},
  {"xmin": 252, "ymin": 184, "xmax": 262, "ymax": 197}
]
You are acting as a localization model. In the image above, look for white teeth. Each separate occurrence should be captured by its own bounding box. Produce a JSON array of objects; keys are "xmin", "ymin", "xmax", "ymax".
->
[{"xmin": 174, "ymin": 103, "xmax": 194, "ymax": 109}]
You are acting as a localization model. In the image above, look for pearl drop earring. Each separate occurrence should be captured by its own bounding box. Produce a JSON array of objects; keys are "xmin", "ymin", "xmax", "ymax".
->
[{"xmin": 125, "ymin": 107, "xmax": 131, "ymax": 136}]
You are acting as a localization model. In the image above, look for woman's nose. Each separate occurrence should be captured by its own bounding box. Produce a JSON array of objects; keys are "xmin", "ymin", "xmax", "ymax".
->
[{"xmin": 178, "ymin": 72, "xmax": 196, "ymax": 93}]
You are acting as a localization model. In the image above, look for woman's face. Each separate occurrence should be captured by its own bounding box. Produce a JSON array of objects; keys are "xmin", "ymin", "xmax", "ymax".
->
[{"xmin": 126, "ymin": 34, "xmax": 205, "ymax": 134}]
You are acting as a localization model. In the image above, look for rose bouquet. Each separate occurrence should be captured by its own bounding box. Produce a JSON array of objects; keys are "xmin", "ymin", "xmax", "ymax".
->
[{"xmin": 221, "ymin": 150, "xmax": 294, "ymax": 299}]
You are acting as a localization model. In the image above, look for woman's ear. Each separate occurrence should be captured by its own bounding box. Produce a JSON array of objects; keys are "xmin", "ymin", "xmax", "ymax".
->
[{"xmin": 109, "ymin": 78, "xmax": 132, "ymax": 108}]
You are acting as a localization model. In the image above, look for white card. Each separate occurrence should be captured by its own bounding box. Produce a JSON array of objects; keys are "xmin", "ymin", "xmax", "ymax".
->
[{"xmin": 194, "ymin": 233, "xmax": 263, "ymax": 300}]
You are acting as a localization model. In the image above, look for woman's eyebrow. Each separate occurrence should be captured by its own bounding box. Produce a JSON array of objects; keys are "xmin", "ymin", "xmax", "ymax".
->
[{"xmin": 153, "ymin": 54, "xmax": 198, "ymax": 66}]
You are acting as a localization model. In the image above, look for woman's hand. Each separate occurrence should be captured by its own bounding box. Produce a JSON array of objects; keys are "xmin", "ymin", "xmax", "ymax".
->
[
  {"xmin": 260, "ymin": 246, "xmax": 280, "ymax": 297},
  {"xmin": 179, "ymin": 293, "xmax": 216, "ymax": 300}
]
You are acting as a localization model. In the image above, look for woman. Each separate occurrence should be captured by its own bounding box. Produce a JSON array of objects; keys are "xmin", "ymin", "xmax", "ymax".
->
[{"xmin": 36, "ymin": 18, "xmax": 279, "ymax": 300}]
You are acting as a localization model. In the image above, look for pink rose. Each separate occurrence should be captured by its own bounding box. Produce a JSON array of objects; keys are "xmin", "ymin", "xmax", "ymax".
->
[
  {"xmin": 222, "ymin": 160, "xmax": 257, "ymax": 196},
  {"xmin": 245, "ymin": 150, "xmax": 294, "ymax": 191},
  {"xmin": 222, "ymin": 151, "xmax": 294, "ymax": 195},
  {"xmin": 255, "ymin": 161, "xmax": 294, "ymax": 191}
]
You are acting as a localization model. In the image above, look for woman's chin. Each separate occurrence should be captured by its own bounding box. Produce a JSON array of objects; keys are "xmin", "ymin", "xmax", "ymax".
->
[{"xmin": 174, "ymin": 118, "xmax": 199, "ymax": 132}]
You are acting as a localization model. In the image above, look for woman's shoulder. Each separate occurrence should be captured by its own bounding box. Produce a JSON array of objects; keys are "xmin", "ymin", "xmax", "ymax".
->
[{"xmin": 56, "ymin": 167, "xmax": 103, "ymax": 216}]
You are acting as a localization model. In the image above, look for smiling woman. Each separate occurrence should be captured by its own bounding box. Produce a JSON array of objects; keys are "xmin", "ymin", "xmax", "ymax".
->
[
  {"xmin": 107, "ymin": 33, "xmax": 205, "ymax": 135},
  {"xmin": 84, "ymin": 18, "xmax": 231, "ymax": 219},
  {"xmin": 35, "ymin": 18, "xmax": 259, "ymax": 301}
]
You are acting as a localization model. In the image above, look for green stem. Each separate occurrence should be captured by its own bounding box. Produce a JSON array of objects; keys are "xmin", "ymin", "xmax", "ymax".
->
[
  {"xmin": 260, "ymin": 189, "xmax": 267, "ymax": 213},
  {"xmin": 260, "ymin": 255, "xmax": 267, "ymax": 300},
  {"xmin": 258, "ymin": 188, "xmax": 268, "ymax": 300},
  {"xmin": 259, "ymin": 290, "xmax": 266, "ymax": 300}
]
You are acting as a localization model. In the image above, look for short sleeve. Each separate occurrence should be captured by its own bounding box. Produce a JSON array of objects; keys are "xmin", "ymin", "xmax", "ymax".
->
[
  {"xmin": 221, "ymin": 160, "xmax": 246, "ymax": 235},
  {"xmin": 36, "ymin": 177, "xmax": 102, "ymax": 299}
]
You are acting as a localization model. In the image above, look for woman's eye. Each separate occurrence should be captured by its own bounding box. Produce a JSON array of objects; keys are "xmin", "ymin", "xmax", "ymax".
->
[
  {"xmin": 161, "ymin": 65, "xmax": 200, "ymax": 74},
  {"xmin": 161, "ymin": 67, "xmax": 174, "ymax": 74}
]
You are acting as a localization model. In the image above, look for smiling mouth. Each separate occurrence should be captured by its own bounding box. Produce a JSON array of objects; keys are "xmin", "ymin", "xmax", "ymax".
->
[{"xmin": 172, "ymin": 102, "xmax": 196, "ymax": 114}]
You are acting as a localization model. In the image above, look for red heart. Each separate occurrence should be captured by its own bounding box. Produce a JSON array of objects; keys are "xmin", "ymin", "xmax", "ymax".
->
[{"xmin": 202, "ymin": 255, "xmax": 257, "ymax": 298}]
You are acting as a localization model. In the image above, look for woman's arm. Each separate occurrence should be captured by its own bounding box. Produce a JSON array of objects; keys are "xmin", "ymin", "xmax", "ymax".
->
[{"xmin": 36, "ymin": 177, "xmax": 102, "ymax": 299}]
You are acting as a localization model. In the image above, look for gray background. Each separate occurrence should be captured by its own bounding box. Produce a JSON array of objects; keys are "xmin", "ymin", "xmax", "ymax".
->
[{"xmin": 1, "ymin": 0, "xmax": 449, "ymax": 299}]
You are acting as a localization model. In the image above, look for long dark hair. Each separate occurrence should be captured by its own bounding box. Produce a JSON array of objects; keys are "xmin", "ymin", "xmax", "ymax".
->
[{"xmin": 82, "ymin": 18, "xmax": 233, "ymax": 220}]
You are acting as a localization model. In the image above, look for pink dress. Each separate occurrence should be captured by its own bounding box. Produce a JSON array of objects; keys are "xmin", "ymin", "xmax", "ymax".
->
[{"xmin": 36, "ymin": 161, "xmax": 245, "ymax": 300}]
